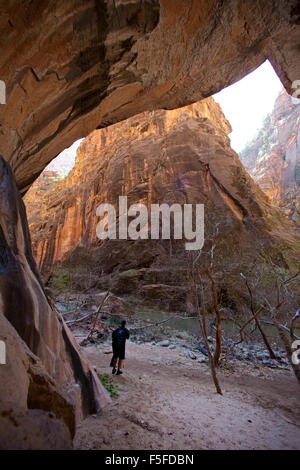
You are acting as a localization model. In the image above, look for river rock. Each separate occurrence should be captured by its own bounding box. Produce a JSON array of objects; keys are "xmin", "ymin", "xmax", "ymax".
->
[
  {"xmin": 187, "ymin": 351, "xmax": 197, "ymax": 360},
  {"xmin": 257, "ymin": 351, "xmax": 270, "ymax": 361},
  {"xmin": 157, "ymin": 340, "xmax": 170, "ymax": 347},
  {"xmin": 197, "ymin": 356, "xmax": 207, "ymax": 363},
  {"xmin": 198, "ymin": 346, "xmax": 208, "ymax": 357}
]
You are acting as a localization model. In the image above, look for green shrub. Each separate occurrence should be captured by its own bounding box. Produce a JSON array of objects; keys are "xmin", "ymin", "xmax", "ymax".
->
[
  {"xmin": 48, "ymin": 267, "xmax": 72, "ymax": 293},
  {"xmin": 97, "ymin": 373, "xmax": 118, "ymax": 397}
]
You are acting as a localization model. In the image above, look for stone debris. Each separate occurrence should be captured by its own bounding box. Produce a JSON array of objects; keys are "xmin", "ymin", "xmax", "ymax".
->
[{"xmin": 157, "ymin": 340, "xmax": 171, "ymax": 347}]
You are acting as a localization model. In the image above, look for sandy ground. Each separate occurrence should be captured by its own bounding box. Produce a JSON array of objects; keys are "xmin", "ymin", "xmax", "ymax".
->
[{"xmin": 74, "ymin": 340, "xmax": 300, "ymax": 450}]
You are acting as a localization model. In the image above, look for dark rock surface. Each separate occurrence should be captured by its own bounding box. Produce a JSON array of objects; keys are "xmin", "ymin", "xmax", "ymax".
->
[{"xmin": 0, "ymin": 157, "xmax": 110, "ymax": 449}]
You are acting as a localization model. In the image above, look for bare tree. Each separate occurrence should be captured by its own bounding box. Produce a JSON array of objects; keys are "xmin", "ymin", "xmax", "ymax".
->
[
  {"xmin": 239, "ymin": 273, "xmax": 277, "ymax": 359},
  {"xmin": 239, "ymin": 262, "xmax": 300, "ymax": 388},
  {"xmin": 265, "ymin": 274, "xmax": 300, "ymax": 387},
  {"xmin": 206, "ymin": 268, "xmax": 222, "ymax": 366},
  {"xmin": 188, "ymin": 255, "xmax": 223, "ymax": 395}
]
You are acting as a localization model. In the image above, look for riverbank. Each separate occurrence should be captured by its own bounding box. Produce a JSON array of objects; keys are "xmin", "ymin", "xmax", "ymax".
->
[{"xmin": 58, "ymin": 291, "xmax": 294, "ymax": 372}]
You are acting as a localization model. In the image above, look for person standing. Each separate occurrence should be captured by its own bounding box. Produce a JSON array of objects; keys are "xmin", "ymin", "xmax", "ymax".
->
[{"xmin": 111, "ymin": 320, "xmax": 130, "ymax": 375}]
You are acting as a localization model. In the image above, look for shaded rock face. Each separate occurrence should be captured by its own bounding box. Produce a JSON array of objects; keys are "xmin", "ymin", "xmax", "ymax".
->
[
  {"xmin": 0, "ymin": 1, "xmax": 300, "ymax": 194},
  {"xmin": 240, "ymin": 90, "xmax": 300, "ymax": 228},
  {"xmin": 25, "ymin": 99, "xmax": 300, "ymax": 313},
  {"xmin": 0, "ymin": 407, "xmax": 73, "ymax": 450},
  {"xmin": 0, "ymin": 157, "xmax": 110, "ymax": 449},
  {"xmin": 0, "ymin": 313, "xmax": 72, "ymax": 450}
]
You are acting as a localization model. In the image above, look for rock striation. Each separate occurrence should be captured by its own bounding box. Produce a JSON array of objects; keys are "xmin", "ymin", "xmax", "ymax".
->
[
  {"xmin": 240, "ymin": 90, "xmax": 300, "ymax": 228},
  {"xmin": 0, "ymin": 157, "xmax": 110, "ymax": 449}
]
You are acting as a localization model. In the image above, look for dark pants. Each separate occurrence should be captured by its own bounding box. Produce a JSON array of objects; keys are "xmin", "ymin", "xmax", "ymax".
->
[{"xmin": 112, "ymin": 344, "xmax": 125, "ymax": 360}]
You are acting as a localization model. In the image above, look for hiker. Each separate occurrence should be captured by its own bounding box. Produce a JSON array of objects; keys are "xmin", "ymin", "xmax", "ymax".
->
[{"xmin": 111, "ymin": 320, "xmax": 130, "ymax": 375}]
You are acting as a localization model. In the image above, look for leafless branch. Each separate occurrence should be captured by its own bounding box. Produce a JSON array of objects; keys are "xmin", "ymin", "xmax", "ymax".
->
[
  {"xmin": 188, "ymin": 258, "xmax": 223, "ymax": 395},
  {"xmin": 233, "ymin": 305, "xmax": 264, "ymax": 349},
  {"xmin": 86, "ymin": 291, "xmax": 110, "ymax": 341},
  {"xmin": 290, "ymin": 309, "xmax": 300, "ymax": 341},
  {"xmin": 241, "ymin": 273, "xmax": 277, "ymax": 359}
]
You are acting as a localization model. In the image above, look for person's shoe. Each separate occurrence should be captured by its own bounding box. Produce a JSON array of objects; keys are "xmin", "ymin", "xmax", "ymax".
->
[
  {"xmin": 116, "ymin": 369, "xmax": 123, "ymax": 375},
  {"xmin": 112, "ymin": 368, "xmax": 116, "ymax": 375}
]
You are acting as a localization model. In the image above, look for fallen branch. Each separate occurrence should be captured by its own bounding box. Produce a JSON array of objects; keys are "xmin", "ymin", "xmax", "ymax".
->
[
  {"xmin": 86, "ymin": 291, "xmax": 110, "ymax": 341},
  {"xmin": 62, "ymin": 308, "xmax": 80, "ymax": 316},
  {"xmin": 65, "ymin": 312, "xmax": 95, "ymax": 325},
  {"xmin": 65, "ymin": 308, "xmax": 123, "ymax": 325}
]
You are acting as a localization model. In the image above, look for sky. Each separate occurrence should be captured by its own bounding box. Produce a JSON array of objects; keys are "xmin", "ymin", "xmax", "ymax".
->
[
  {"xmin": 46, "ymin": 138, "xmax": 83, "ymax": 175},
  {"xmin": 48, "ymin": 59, "xmax": 283, "ymax": 174},
  {"xmin": 213, "ymin": 60, "xmax": 283, "ymax": 153}
]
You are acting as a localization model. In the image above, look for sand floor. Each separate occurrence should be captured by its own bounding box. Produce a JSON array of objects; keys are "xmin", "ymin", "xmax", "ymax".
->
[{"xmin": 74, "ymin": 340, "xmax": 300, "ymax": 450}]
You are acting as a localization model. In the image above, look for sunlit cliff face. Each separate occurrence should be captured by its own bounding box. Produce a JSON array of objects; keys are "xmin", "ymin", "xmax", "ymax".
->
[
  {"xmin": 24, "ymin": 98, "xmax": 300, "ymax": 315},
  {"xmin": 240, "ymin": 90, "xmax": 300, "ymax": 227}
]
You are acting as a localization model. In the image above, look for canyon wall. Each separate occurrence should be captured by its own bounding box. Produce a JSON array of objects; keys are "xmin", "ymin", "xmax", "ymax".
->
[
  {"xmin": 25, "ymin": 98, "xmax": 300, "ymax": 314},
  {"xmin": 0, "ymin": 157, "xmax": 110, "ymax": 449},
  {"xmin": 0, "ymin": 1, "xmax": 300, "ymax": 194},
  {"xmin": 240, "ymin": 90, "xmax": 300, "ymax": 227}
]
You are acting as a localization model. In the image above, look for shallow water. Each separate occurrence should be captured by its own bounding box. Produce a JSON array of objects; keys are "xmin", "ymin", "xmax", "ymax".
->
[
  {"xmin": 58, "ymin": 297, "xmax": 300, "ymax": 344},
  {"xmin": 127, "ymin": 307, "xmax": 300, "ymax": 343}
]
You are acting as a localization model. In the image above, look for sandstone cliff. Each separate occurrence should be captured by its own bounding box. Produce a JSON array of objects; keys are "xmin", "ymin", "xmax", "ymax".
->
[
  {"xmin": 240, "ymin": 90, "xmax": 300, "ymax": 227},
  {"xmin": 24, "ymin": 98, "xmax": 300, "ymax": 314},
  {"xmin": 0, "ymin": 157, "xmax": 110, "ymax": 449}
]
